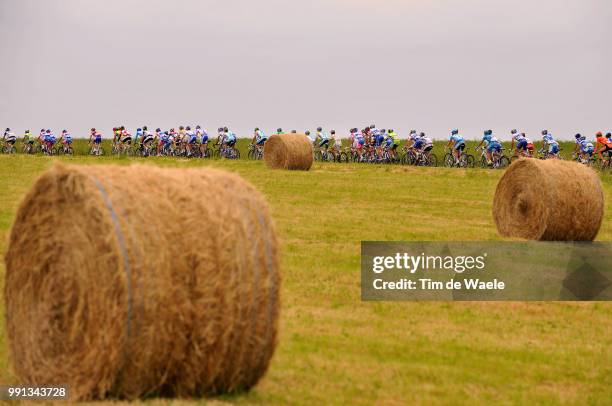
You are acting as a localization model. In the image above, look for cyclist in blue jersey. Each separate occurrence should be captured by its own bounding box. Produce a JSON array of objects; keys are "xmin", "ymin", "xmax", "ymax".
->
[
  {"xmin": 541, "ymin": 132, "xmax": 560, "ymax": 158},
  {"xmin": 316, "ymin": 126, "xmax": 330, "ymax": 150},
  {"xmin": 578, "ymin": 135, "xmax": 594, "ymax": 162},
  {"xmin": 446, "ymin": 129, "xmax": 465, "ymax": 164}
]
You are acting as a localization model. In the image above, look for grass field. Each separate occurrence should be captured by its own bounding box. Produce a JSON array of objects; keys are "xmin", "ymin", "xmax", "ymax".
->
[{"xmin": 0, "ymin": 154, "xmax": 611, "ymax": 405}]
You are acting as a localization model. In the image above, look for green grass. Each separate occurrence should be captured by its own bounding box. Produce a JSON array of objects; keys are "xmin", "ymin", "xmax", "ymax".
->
[{"xmin": 0, "ymin": 155, "xmax": 611, "ymax": 405}]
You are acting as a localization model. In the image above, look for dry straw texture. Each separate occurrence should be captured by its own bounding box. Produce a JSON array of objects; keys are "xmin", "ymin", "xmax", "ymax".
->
[
  {"xmin": 4, "ymin": 163, "xmax": 280, "ymax": 401},
  {"xmin": 263, "ymin": 133, "xmax": 313, "ymax": 170},
  {"xmin": 493, "ymin": 159, "xmax": 604, "ymax": 241}
]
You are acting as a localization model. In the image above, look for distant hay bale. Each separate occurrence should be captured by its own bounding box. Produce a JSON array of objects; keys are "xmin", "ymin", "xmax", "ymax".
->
[
  {"xmin": 492, "ymin": 159, "xmax": 604, "ymax": 241},
  {"xmin": 4, "ymin": 163, "xmax": 280, "ymax": 401},
  {"xmin": 263, "ymin": 133, "xmax": 313, "ymax": 170}
]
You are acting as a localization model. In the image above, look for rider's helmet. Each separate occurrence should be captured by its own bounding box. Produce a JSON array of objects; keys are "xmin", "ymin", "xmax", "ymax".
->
[
  {"xmin": 90, "ymin": 128, "xmax": 96, "ymax": 132},
  {"xmin": 409, "ymin": 130, "xmax": 416, "ymax": 135},
  {"xmin": 487, "ymin": 130, "xmax": 493, "ymax": 135},
  {"xmin": 120, "ymin": 126, "xmax": 125, "ymax": 130},
  {"xmin": 223, "ymin": 127, "xmax": 228, "ymax": 132},
  {"xmin": 277, "ymin": 128, "xmax": 283, "ymax": 133},
  {"xmin": 291, "ymin": 130, "xmax": 297, "ymax": 133},
  {"xmin": 305, "ymin": 130, "xmax": 311, "ymax": 135},
  {"xmin": 46, "ymin": 129, "xmax": 51, "ymax": 134},
  {"xmin": 596, "ymin": 131, "xmax": 603, "ymax": 137},
  {"xmin": 195, "ymin": 125, "xmax": 201, "ymax": 129},
  {"xmin": 331, "ymin": 130, "xmax": 336, "ymax": 135},
  {"xmin": 186, "ymin": 126, "xmax": 191, "ymax": 131},
  {"xmin": 511, "ymin": 129, "xmax": 517, "ymax": 135},
  {"xmin": 156, "ymin": 128, "xmax": 161, "ymax": 132},
  {"xmin": 606, "ymin": 132, "xmax": 611, "ymax": 139},
  {"xmin": 389, "ymin": 129, "xmax": 394, "ymax": 133},
  {"xmin": 218, "ymin": 127, "xmax": 223, "ymax": 132},
  {"xmin": 254, "ymin": 127, "xmax": 259, "ymax": 132},
  {"xmin": 370, "ymin": 124, "xmax": 376, "ymax": 129},
  {"xmin": 451, "ymin": 129, "xmax": 459, "ymax": 135},
  {"xmin": 179, "ymin": 126, "xmax": 185, "ymax": 130},
  {"xmin": 5, "ymin": 128, "xmax": 10, "ymax": 132},
  {"xmin": 419, "ymin": 132, "xmax": 426, "ymax": 137},
  {"xmin": 316, "ymin": 127, "xmax": 323, "ymax": 132},
  {"xmin": 137, "ymin": 128, "xmax": 142, "ymax": 132},
  {"xmin": 143, "ymin": 126, "xmax": 148, "ymax": 131},
  {"xmin": 541, "ymin": 129, "xmax": 548, "ymax": 136},
  {"xmin": 575, "ymin": 133, "xmax": 581, "ymax": 139},
  {"xmin": 62, "ymin": 130, "xmax": 67, "ymax": 134},
  {"xmin": 25, "ymin": 130, "xmax": 30, "ymax": 134},
  {"xmin": 381, "ymin": 129, "xmax": 386, "ymax": 134}
]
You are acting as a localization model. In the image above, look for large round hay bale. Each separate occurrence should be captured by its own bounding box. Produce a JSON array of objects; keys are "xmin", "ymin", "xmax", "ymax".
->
[
  {"xmin": 4, "ymin": 163, "xmax": 280, "ymax": 401},
  {"xmin": 263, "ymin": 133, "xmax": 313, "ymax": 170},
  {"xmin": 492, "ymin": 159, "xmax": 604, "ymax": 241}
]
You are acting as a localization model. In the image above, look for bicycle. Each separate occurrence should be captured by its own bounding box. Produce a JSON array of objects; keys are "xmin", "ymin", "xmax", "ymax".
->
[
  {"xmin": 476, "ymin": 146, "xmax": 509, "ymax": 169},
  {"xmin": 1, "ymin": 140, "xmax": 16, "ymax": 154},
  {"xmin": 444, "ymin": 147, "xmax": 475, "ymax": 168},
  {"xmin": 89, "ymin": 143, "xmax": 104, "ymax": 156},
  {"xmin": 314, "ymin": 146, "xmax": 334, "ymax": 162},
  {"xmin": 247, "ymin": 143, "xmax": 264, "ymax": 160},
  {"xmin": 57, "ymin": 143, "xmax": 74, "ymax": 156}
]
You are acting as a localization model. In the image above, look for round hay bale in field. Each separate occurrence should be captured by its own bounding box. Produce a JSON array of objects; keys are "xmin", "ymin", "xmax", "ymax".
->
[
  {"xmin": 4, "ymin": 163, "xmax": 280, "ymax": 401},
  {"xmin": 263, "ymin": 133, "xmax": 313, "ymax": 170},
  {"xmin": 492, "ymin": 159, "xmax": 604, "ymax": 241}
]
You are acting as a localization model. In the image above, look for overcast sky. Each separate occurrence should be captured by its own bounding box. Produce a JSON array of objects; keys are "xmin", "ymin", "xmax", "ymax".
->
[{"xmin": 0, "ymin": 0, "xmax": 610, "ymax": 139}]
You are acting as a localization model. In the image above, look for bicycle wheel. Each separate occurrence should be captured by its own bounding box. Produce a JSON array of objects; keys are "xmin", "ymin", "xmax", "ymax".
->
[
  {"xmin": 428, "ymin": 153, "xmax": 438, "ymax": 167},
  {"xmin": 480, "ymin": 156, "xmax": 488, "ymax": 168},
  {"xmin": 234, "ymin": 149, "xmax": 241, "ymax": 159},
  {"xmin": 443, "ymin": 153, "xmax": 454, "ymax": 167},
  {"xmin": 466, "ymin": 154, "xmax": 476, "ymax": 168},
  {"xmin": 498, "ymin": 156, "xmax": 510, "ymax": 168}
]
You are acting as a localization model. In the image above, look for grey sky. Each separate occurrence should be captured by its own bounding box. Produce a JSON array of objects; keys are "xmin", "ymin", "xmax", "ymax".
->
[{"xmin": 0, "ymin": 0, "xmax": 610, "ymax": 139}]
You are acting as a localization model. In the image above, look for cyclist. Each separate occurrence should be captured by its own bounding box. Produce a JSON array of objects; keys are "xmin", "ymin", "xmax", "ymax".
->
[
  {"xmin": 475, "ymin": 130, "xmax": 495, "ymax": 165},
  {"xmin": 577, "ymin": 135, "xmax": 595, "ymax": 163},
  {"xmin": 541, "ymin": 131, "xmax": 560, "ymax": 159},
  {"xmin": 413, "ymin": 132, "xmax": 433, "ymax": 156},
  {"xmin": 316, "ymin": 127, "xmax": 330, "ymax": 151},
  {"xmin": 21, "ymin": 130, "xmax": 34, "ymax": 152},
  {"xmin": 141, "ymin": 126, "xmax": 155, "ymax": 154},
  {"xmin": 185, "ymin": 126, "xmax": 197, "ymax": 156},
  {"xmin": 330, "ymin": 130, "xmax": 342, "ymax": 158},
  {"xmin": 446, "ymin": 129, "xmax": 465, "ymax": 164},
  {"xmin": 195, "ymin": 125, "xmax": 208, "ymax": 157},
  {"xmin": 252, "ymin": 127, "xmax": 268, "ymax": 147},
  {"xmin": 120, "ymin": 127, "xmax": 132, "ymax": 153},
  {"xmin": 135, "ymin": 127, "xmax": 143, "ymax": 145},
  {"xmin": 57, "ymin": 130, "xmax": 73, "ymax": 153},
  {"xmin": 223, "ymin": 127, "xmax": 236, "ymax": 148},
  {"xmin": 305, "ymin": 130, "xmax": 315, "ymax": 145},
  {"xmin": 387, "ymin": 129, "xmax": 400, "ymax": 160},
  {"xmin": 2, "ymin": 128, "xmax": 16, "ymax": 152},
  {"xmin": 201, "ymin": 126, "xmax": 213, "ymax": 158},
  {"xmin": 510, "ymin": 130, "xmax": 532, "ymax": 158},
  {"xmin": 89, "ymin": 128, "xmax": 102, "ymax": 154},
  {"xmin": 372, "ymin": 127, "xmax": 385, "ymax": 158},
  {"xmin": 44, "ymin": 129, "xmax": 56, "ymax": 153},
  {"xmin": 595, "ymin": 131, "xmax": 612, "ymax": 164},
  {"xmin": 216, "ymin": 127, "xmax": 225, "ymax": 146},
  {"xmin": 157, "ymin": 130, "xmax": 171, "ymax": 155}
]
